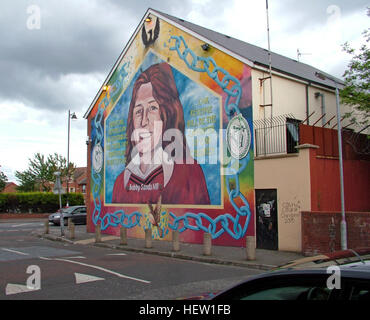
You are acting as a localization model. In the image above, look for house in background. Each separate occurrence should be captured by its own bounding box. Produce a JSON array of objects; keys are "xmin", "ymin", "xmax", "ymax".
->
[
  {"xmin": 61, "ymin": 167, "xmax": 87, "ymax": 203},
  {"xmin": 1, "ymin": 182, "xmax": 18, "ymax": 193},
  {"xmin": 84, "ymin": 8, "xmax": 370, "ymax": 254}
]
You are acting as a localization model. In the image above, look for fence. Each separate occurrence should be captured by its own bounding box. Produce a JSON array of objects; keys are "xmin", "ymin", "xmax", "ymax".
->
[{"xmin": 254, "ymin": 115, "xmax": 300, "ymax": 156}]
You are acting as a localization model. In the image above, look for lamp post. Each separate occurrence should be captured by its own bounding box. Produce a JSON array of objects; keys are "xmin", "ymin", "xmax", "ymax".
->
[
  {"xmin": 53, "ymin": 171, "xmax": 64, "ymax": 236},
  {"xmin": 315, "ymin": 72, "xmax": 347, "ymax": 250},
  {"xmin": 67, "ymin": 110, "xmax": 77, "ymax": 207}
]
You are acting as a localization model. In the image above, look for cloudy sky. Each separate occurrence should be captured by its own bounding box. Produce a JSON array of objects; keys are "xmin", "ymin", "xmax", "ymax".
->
[{"xmin": 0, "ymin": 0, "xmax": 368, "ymax": 183}]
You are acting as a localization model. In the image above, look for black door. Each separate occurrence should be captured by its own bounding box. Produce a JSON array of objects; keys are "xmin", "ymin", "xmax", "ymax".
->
[{"xmin": 255, "ymin": 189, "xmax": 278, "ymax": 250}]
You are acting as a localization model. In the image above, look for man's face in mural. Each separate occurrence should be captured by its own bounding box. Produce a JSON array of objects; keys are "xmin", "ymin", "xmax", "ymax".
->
[{"xmin": 132, "ymin": 82, "xmax": 163, "ymax": 155}]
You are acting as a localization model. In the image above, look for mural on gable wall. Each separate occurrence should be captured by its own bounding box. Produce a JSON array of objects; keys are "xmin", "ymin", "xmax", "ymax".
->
[{"xmin": 88, "ymin": 14, "xmax": 255, "ymax": 246}]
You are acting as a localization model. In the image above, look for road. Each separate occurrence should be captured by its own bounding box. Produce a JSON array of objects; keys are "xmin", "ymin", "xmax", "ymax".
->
[{"xmin": 0, "ymin": 219, "xmax": 263, "ymax": 300}]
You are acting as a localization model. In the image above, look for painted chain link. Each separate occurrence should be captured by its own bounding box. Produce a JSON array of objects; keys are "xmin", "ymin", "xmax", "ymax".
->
[
  {"xmin": 91, "ymin": 62, "xmax": 144, "ymax": 230},
  {"xmin": 91, "ymin": 36, "xmax": 252, "ymax": 239},
  {"xmin": 167, "ymin": 35, "xmax": 252, "ymax": 239}
]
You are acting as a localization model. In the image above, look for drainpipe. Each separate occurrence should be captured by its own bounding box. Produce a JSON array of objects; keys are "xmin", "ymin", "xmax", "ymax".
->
[
  {"xmin": 321, "ymin": 94, "xmax": 326, "ymax": 126},
  {"xmin": 315, "ymin": 92, "xmax": 326, "ymax": 126},
  {"xmin": 305, "ymin": 83, "xmax": 310, "ymax": 125}
]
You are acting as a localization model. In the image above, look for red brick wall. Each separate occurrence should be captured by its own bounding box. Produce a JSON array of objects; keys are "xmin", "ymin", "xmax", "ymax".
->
[
  {"xmin": 302, "ymin": 211, "xmax": 370, "ymax": 256},
  {"xmin": 0, "ymin": 213, "xmax": 49, "ymax": 219}
]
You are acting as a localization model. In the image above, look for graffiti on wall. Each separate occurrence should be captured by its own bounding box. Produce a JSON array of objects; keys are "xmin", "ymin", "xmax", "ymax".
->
[
  {"xmin": 281, "ymin": 200, "xmax": 301, "ymax": 224},
  {"xmin": 89, "ymin": 14, "xmax": 254, "ymax": 244}
]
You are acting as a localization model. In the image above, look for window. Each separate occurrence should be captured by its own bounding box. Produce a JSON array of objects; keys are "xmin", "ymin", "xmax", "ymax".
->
[
  {"xmin": 213, "ymin": 275, "xmax": 338, "ymax": 301},
  {"xmin": 241, "ymin": 285, "xmax": 332, "ymax": 300},
  {"xmin": 349, "ymin": 284, "xmax": 370, "ymax": 300},
  {"xmin": 286, "ymin": 118, "xmax": 300, "ymax": 154}
]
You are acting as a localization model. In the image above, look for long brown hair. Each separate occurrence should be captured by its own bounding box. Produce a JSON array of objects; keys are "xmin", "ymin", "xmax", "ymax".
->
[{"xmin": 125, "ymin": 62, "xmax": 190, "ymax": 165}]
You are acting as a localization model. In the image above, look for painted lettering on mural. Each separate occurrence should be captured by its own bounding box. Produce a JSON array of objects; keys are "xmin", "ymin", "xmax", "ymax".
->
[
  {"xmin": 106, "ymin": 119, "xmax": 126, "ymax": 166},
  {"xmin": 187, "ymin": 97, "xmax": 216, "ymax": 128},
  {"xmin": 281, "ymin": 201, "xmax": 301, "ymax": 224}
]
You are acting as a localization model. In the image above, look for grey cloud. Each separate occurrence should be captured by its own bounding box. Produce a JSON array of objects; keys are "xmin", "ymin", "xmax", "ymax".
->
[
  {"xmin": 0, "ymin": 0, "xmax": 194, "ymax": 112},
  {"xmin": 273, "ymin": 0, "xmax": 369, "ymax": 33},
  {"xmin": 1, "ymin": 0, "xmax": 366, "ymax": 114}
]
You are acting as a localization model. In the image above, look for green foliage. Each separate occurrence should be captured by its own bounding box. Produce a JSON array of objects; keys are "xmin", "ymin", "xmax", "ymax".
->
[
  {"xmin": 0, "ymin": 192, "xmax": 85, "ymax": 213},
  {"xmin": 340, "ymin": 25, "xmax": 370, "ymax": 128},
  {"xmin": 15, "ymin": 152, "xmax": 75, "ymax": 192},
  {"xmin": 0, "ymin": 169, "xmax": 8, "ymax": 192},
  {"xmin": 15, "ymin": 170, "xmax": 36, "ymax": 192}
]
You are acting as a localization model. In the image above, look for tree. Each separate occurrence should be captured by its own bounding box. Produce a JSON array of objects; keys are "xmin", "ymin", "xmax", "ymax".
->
[
  {"xmin": 340, "ymin": 14, "xmax": 370, "ymax": 129},
  {"xmin": 15, "ymin": 153, "xmax": 75, "ymax": 192},
  {"xmin": 15, "ymin": 169, "xmax": 36, "ymax": 192},
  {"xmin": 0, "ymin": 167, "xmax": 8, "ymax": 192}
]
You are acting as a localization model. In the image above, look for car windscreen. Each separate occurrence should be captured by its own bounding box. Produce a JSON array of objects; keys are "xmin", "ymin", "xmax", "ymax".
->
[{"xmin": 62, "ymin": 207, "xmax": 80, "ymax": 213}]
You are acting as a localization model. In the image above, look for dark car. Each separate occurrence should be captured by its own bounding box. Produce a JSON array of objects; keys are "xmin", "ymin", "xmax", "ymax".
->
[
  {"xmin": 48, "ymin": 205, "xmax": 87, "ymax": 226},
  {"xmin": 190, "ymin": 249, "xmax": 370, "ymax": 300}
]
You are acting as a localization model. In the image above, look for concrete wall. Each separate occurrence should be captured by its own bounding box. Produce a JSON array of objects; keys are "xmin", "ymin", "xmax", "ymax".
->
[{"xmin": 254, "ymin": 146, "xmax": 312, "ymax": 252}]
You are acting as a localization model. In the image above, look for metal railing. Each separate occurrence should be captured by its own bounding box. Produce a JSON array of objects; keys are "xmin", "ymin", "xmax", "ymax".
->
[{"xmin": 254, "ymin": 114, "xmax": 300, "ymax": 157}]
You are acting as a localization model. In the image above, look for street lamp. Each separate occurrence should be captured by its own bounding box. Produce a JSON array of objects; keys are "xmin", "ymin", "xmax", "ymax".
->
[
  {"xmin": 315, "ymin": 71, "xmax": 347, "ymax": 250},
  {"xmin": 53, "ymin": 171, "xmax": 64, "ymax": 236},
  {"xmin": 67, "ymin": 110, "xmax": 77, "ymax": 207}
]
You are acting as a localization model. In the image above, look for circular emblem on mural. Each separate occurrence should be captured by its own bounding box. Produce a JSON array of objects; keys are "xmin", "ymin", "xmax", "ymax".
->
[
  {"xmin": 226, "ymin": 113, "xmax": 251, "ymax": 160},
  {"xmin": 92, "ymin": 144, "xmax": 104, "ymax": 173}
]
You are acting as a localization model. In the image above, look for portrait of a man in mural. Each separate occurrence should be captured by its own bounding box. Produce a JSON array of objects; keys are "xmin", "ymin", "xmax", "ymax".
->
[{"xmin": 112, "ymin": 62, "xmax": 210, "ymax": 205}]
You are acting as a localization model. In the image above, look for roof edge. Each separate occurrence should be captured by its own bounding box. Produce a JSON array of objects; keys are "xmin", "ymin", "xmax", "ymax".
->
[{"xmin": 84, "ymin": 8, "xmax": 152, "ymax": 119}]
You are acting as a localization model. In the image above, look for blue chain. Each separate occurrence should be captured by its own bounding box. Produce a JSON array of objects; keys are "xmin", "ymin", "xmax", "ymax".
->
[
  {"xmin": 167, "ymin": 35, "xmax": 252, "ymax": 239},
  {"xmin": 91, "ymin": 35, "xmax": 252, "ymax": 240}
]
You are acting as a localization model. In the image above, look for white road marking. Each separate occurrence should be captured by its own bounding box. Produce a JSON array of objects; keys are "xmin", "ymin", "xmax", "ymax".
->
[
  {"xmin": 41, "ymin": 257, "xmax": 150, "ymax": 284},
  {"xmin": 63, "ymin": 256, "xmax": 86, "ymax": 259},
  {"xmin": 106, "ymin": 253, "xmax": 127, "ymax": 256},
  {"xmin": 39, "ymin": 256, "xmax": 52, "ymax": 261},
  {"xmin": 1, "ymin": 248, "xmax": 29, "ymax": 256},
  {"xmin": 5, "ymin": 283, "xmax": 39, "ymax": 295},
  {"xmin": 12, "ymin": 223, "xmax": 43, "ymax": 228},
  {"xmin": 74, "ymin": 273, "xmax": 105, "ymax": 284},
  {"xmin": 11, "ymin": 223, "xmax": 29, "ymax": 228}
]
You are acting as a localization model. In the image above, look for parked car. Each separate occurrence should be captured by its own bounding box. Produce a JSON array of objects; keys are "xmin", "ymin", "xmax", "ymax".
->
[
  {"xmin": 48, "ymin": 205, "xmax": 87, "ymax": 226},
  {"xmin": 186, "ymin": 248, "xmax": 370, "ymax": 300}
]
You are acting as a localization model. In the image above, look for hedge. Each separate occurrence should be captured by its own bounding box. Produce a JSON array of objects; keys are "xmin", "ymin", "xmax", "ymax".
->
[{"xmin": 0, "ymin": 192, "xmax": 85, "ymax": 213}]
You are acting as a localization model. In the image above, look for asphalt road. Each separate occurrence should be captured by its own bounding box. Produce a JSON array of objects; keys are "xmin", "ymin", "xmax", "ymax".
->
[{"xmin": 0, "ymin": 219, "xmax": 263, "ymax": 300}]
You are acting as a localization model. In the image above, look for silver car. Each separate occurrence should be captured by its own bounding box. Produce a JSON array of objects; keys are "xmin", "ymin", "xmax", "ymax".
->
[{"xmin": 48, "ymin": 205, "xmax": 87, "ymax": 226}]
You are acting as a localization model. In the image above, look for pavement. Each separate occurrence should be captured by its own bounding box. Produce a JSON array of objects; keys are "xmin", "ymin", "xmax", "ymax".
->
[{"xmin": 32, "ymin": 222, "xmax": 305, "ymax": 271}]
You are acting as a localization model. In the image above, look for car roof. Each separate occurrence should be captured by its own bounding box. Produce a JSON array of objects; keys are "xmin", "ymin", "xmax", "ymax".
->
[{"xmin": 276, "ymin": 248, "xmax": 370, "ymax": 270}]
